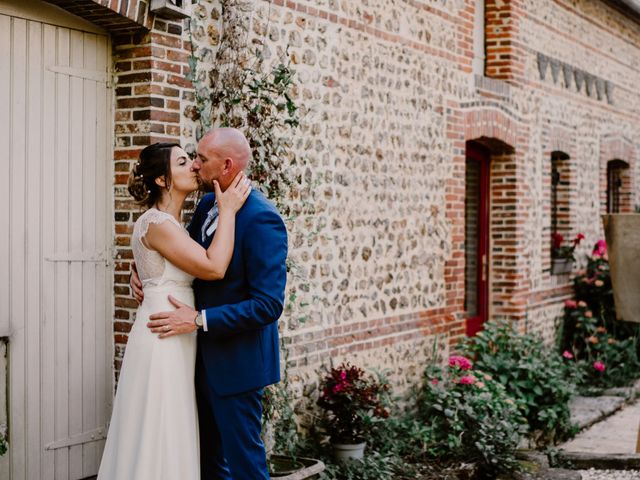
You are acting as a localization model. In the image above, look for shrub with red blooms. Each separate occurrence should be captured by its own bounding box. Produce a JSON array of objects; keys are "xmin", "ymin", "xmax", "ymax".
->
[{"xmin": 317, "ymin": 363, "xmax": 389, "ymax": 443}]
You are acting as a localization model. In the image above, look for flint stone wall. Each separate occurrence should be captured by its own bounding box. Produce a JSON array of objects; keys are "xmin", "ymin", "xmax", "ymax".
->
[{"xmin": 177, "ymin": 0, "xmax": 640, "ymax": 397}]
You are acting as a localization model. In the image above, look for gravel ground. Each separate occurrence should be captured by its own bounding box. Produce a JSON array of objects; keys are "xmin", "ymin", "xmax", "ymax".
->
[{"xmin": 579, "ymin": 469, "xmax": 640, "ymax": 479}]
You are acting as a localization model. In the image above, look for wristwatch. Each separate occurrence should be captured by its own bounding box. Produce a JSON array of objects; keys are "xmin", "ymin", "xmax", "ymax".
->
[{"xmin": 194, "ymin": 311, "xmax": 204, "ymax": 329}]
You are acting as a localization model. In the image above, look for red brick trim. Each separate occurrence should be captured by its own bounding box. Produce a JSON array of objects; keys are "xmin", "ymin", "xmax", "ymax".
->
[
  {"xmin": 463, "ymin": 108, "xmax": 519, "ymax": 150},
  {"xmin": 285, "ymin": 308, "xmax": 457, "ymax": 368}
]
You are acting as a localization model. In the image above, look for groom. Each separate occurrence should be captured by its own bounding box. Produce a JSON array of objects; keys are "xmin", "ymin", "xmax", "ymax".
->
[{"xmin": 131, "ymin": 128, "xmax": 288, "ymax": 479}]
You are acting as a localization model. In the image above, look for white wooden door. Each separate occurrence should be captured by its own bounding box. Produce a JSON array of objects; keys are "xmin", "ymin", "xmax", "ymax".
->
[{"xmin": 0, "ymin": 1, "xmax": 113, "ymax": 478}]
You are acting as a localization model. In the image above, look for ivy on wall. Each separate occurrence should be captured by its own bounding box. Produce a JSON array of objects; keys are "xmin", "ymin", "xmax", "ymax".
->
[{"xmin": 186, "ymin": 0, "xmax": 312, "ymax": 456}]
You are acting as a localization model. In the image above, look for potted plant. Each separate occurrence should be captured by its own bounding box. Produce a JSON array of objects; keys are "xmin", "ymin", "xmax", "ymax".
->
[
  {"xmin": 551, "ymin": 232, "xmax": 584, "ymax": 274},
  {"xmin": 317, "ymin": 363, "xmax": 389, "ymax": 462}
]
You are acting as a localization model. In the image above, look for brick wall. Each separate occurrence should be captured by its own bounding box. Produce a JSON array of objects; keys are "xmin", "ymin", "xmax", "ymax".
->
[
  {"xmin": 181, "ymin": 0, "xmax": 640, "ymax": 386},
  {"xmin": 51, "ymin": 0, "xmax": 640, "ymax": 392},
  {"xmin": 111, "ymin": 18, "xmax": 194, "ymax": 371}
]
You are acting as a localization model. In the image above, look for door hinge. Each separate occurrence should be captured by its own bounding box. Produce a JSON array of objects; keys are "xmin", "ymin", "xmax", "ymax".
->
[
  {"xmin": 46, "ymin": 65, "xmax": 109, "ymax": 84},
  {"xmin": 45, "ymin": 426, "xmax": 106, "ymax": 450}
]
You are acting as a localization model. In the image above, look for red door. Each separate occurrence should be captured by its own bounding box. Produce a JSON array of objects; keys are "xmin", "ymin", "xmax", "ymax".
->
[{"xmin": 464, "ymin": 143, "xmax": 490, "ymax": 336}]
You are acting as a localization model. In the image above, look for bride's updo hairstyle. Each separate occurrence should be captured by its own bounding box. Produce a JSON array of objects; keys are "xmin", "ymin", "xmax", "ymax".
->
[{"xmin": 128, "ymin": 142, "xmax": 181, "ymax": 208}]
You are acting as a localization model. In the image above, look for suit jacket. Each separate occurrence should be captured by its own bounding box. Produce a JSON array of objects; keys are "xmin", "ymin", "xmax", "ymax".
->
[{"xmin": 188, "ymin": 190, "xmax": 288, "ymax": 396}]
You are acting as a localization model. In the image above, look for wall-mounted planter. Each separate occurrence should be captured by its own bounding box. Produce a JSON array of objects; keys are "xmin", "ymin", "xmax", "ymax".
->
[{"xmin": 551, "ymin": 258, "xmax": 573, "ymax": 275}]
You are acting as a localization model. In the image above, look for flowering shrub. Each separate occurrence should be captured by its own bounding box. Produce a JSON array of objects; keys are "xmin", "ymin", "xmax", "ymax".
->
[
  {"xmin": 462, "ymin": 320, "xmax": 576, "ymax": 445},
  {"xmin": 416, "ymin": 355, "xmax": 526, "ymax": 475},
  {"xmin": 317, "ymin": 363, "xmax": 389, "ymax": 443},
  {"xmin": 552, "ymin": 232, "xmax": 585, "ymax": 261},
  {"xmin": 560, "ymin": 241, "xmax": 640, "ymax": 392}
]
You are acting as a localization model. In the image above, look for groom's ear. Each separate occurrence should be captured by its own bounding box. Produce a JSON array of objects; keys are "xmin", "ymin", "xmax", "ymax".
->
[{"xmin": 221, "ymin": 158, "xmax": 234, "ymax": 176}]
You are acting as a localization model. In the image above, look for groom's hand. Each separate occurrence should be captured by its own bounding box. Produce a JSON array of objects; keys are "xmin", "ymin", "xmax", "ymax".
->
[
  {"xmin": 147, "ymin": 295, "xmax": 198, "ymax": 338},
  {"xmin": 130, "ymin": 262, "xmax": 144, "ymax": 304}
]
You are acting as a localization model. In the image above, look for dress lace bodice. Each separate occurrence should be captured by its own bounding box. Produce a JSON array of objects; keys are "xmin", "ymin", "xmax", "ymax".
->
[{"xmin": 132, "ymin": 208, "xmax": 195, "ymax": 288}]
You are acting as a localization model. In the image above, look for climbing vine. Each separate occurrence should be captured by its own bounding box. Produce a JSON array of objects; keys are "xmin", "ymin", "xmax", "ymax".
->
[{"xmin": 186, "ymin": 0, "xmax": 312, "ymax": 457}]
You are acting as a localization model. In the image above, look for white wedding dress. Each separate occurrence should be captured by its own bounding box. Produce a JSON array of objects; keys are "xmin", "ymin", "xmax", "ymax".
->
[{"xmin": 98, "ymin": 208, "xmax": 199, "ymax": 480}]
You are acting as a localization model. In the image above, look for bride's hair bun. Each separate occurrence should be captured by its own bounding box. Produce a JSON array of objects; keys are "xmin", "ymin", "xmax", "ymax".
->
[{"xmin": 127, "ymin": 142, "xmax": 180, "ymax": 208}]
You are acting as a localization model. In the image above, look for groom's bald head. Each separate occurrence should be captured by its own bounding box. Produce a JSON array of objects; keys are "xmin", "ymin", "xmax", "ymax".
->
[{"xmin": 194, "ymin": 128, "xmax": 252, "ymax": 191}]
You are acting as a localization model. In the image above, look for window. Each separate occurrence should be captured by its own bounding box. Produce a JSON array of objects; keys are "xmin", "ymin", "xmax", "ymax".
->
[
  {"xmin": 551, "ymin": 151, "xmax": 570, "ymax": 251},
  {"xmin": 607, "ymin": 159, "xmax": 630, "ymax": 214}
]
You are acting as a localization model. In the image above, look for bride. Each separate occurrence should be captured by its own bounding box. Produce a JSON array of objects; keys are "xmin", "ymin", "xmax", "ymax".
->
[{"xmin": 97, "ymin": 142, "xmax": 250, "ymax": 479}]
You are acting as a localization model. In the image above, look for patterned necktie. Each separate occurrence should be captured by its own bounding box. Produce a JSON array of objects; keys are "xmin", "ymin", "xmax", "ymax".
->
[{"xmin": 201, "ymin": 201, "xmax": 219, "ymax": 242}]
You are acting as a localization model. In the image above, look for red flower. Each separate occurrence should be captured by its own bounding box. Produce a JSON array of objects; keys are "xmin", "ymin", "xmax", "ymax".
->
[
  {"xmin": 564, "ymin": 300, "xmax": 577, "ymax": 309},
  {"xmin": 562, "ymin": 350, "xmax": 574, "ymax": 359},
  {"xmin": 593, "ymin": 361, "xmax": 605, "ymax": 372},
  {"xmin": 552, "ymin": 233, "xmax": 565, "ymax": 249},
  {"xmin": 573, "ymin": 233, "xmax": 585, "ymax": 245}
]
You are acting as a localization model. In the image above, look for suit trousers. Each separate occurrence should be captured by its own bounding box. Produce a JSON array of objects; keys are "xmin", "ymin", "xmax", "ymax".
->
[{"xmin": 196, "ymin": 354, "xmax": 269, "ymax": 480}]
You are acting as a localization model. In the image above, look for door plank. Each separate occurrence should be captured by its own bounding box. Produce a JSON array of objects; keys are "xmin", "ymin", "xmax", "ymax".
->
[
  {"xmin": 41, "ymin": 22, "xmax": 58, "ymax": 480},
  {"xmin": 26, "ymin": 19, "xmax": 44, "ymax": 480},
  {"xmin": 10, "ymin": 16, "xmax": 28, "ymax": 480},
  {"xmin": 54, "ymin": 25, "xmax": 71, "ymax": 480}
]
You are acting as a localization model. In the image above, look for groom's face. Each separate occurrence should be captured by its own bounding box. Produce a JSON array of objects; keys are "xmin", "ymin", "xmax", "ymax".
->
[{"xmin": 193, "ymin": 138, "xmax": 225, "ymax": 192}]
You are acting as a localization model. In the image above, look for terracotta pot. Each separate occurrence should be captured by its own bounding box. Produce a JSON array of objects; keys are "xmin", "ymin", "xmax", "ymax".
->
[
  {"xmin": 602, "ymin": 214, "xmax": 640, "ymax": 323},
  {"xmin": 332, "ymin": 441, "xmax": 366, "ymax": 462}
]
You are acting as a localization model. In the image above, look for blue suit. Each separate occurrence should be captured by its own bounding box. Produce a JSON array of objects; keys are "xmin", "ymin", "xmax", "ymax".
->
[{"xmin": 188, "ymin": 190, "xmax": 287, "ymax": 479}]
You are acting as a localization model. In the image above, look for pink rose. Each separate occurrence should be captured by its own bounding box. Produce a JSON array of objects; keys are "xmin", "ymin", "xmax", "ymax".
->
[
  {"xmin": 565, "ymin": 300, "xmax": 577, "ymax": 309},
  {"xmin": 430, "ymin": 378, "xmax": 439, "ymax": 386},
  {"xmin": 585, "ymin": 311, "xmax": 593, "ymax": 318},
  {"xmin": 475, "ymin": 381, "xmax": 485, "ymax": 388},
  {"xmin": 458, "ymin": 375, "xmax": 476, "ymax": 385},
  {"xmin": 593, "ymin": 361, "xmax": 605, "ymax": 372},
  {"xmin": 592, "ymin": 240, "xmax": 607, "ymax": 258},
  {"xmin": 578, "ymin": 301, "xmax": 587, "ymax": 308},
  {"xmin": 449, "ymin": 355, "xmax": 473, "ymax": 371},
  {"xmin": 562, "ymin": 351, "xmax": 574, "ymax": 359}
]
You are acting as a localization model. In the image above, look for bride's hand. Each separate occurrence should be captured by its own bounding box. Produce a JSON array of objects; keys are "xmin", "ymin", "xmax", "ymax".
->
[{"xmin": 215, "ymin": 172, "xmax": 251, "ymax": 214}]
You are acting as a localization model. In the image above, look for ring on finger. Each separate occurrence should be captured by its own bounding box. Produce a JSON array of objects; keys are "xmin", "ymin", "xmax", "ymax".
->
[{"xmin": 164, "ymin": 325, "xmax": 170, "ymax": 332}]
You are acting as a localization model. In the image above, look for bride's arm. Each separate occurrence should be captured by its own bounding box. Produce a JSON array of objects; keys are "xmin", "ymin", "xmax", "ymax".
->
[{"xmin": 144, "ymin": 174, "xmax": 250, "ymax": 280}]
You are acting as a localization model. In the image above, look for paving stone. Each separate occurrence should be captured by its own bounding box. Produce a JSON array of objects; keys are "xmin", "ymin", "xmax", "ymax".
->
[
  {"xmin": 557, "ymin": 452, "xmax": 640, "ymax": 470},
  {"xmin": 579, "ymin": 468, "xmax": 640, "ymax": 480},
  {"xmin": 570, "ymin": 396, "xmax": 626, "ymax": 430},
  {"xmin": 562, "ymin": 400, "xmax": 640, "ymax": 454}
]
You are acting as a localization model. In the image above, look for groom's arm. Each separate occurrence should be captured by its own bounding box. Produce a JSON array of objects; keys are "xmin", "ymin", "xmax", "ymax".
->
[{"xmin": 202, "ymin": 209, "xmax": 288, "ymax": 338}]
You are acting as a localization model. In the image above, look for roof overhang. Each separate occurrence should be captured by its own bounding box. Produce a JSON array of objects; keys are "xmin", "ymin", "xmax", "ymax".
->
[{"xmin": 605, "ymin": 0, "xmax": 640, "ymax": 22}]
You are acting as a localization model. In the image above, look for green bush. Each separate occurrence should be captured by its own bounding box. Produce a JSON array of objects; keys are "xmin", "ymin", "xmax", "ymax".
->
[
  {"xmin": 461, "ymin": 320, "xmax": 576, "ymax": 445},
  {"xmin": 415, "ymin": 356, "xmax": 526, "ymax": 476}
]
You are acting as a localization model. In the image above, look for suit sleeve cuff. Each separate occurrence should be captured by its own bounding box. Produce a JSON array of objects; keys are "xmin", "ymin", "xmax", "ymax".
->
[{"xmin": 202, "ymin": 309, "xmax": 208, "ymax": 332}]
